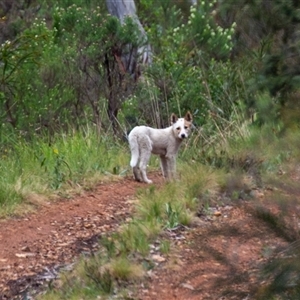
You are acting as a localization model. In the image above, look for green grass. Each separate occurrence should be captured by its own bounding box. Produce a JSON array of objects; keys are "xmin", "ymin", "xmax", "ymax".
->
[
  {"xmin": 160, "ymin": 239, "xmax": 171, "ymax": 254},
  {"xmin": 0, "ymin": 127, "xmax": 129, "ymax": 217},
  {"xmin": 110, "ymin": 257, "xmax": 144, "ymax": 280}
]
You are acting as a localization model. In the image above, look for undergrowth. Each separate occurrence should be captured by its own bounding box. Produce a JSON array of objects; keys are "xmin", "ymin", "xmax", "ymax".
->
[{"xmin": 0, "ymin": 128, "xmax": 128, "ymax": 217}]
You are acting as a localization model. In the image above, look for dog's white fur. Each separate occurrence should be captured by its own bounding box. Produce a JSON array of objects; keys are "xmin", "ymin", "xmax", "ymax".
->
[{"xmin": 128, "ymin": 112, "xmax": 193, "ymax": 183}]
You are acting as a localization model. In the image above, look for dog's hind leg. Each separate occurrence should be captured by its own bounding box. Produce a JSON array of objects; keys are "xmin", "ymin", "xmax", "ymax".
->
[
  {"xmin": 139, "ymin": 151, "xmax": 152, "ymax": 184},
  {"xmin": 139, "ymin": 137, "xmax": 153, "ymax": 184},
  {"xmin": 129, "ymin": 132, "xmax": 143, "ymax": 182},
  {"xmin": 132, "ymin": 166, "xmax": 143, "ymax": 182}
]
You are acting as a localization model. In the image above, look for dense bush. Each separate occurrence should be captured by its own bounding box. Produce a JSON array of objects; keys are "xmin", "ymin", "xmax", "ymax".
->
[{"xmin": 1, "ymin": 0, "xmax": 299, "ymax": 138}]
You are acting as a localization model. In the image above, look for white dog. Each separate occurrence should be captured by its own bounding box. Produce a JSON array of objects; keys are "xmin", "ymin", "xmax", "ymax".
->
[{"xmin": 128, "ymin": 112, "xmax": 193, "ymax": 183}]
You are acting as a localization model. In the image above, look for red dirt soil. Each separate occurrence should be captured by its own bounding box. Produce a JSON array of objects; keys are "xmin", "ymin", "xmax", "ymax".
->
[
  {"xmin": 0, "ymin": 176, "xmax": 145, "ymax": 299},
  {"xmin": 0, "ymin": 173, "xmax": 292, "ymax": 299}
]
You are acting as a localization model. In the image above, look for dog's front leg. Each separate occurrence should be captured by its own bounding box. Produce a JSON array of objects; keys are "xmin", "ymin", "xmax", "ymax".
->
[
  {"xmin": 163, "ymin": 155, "xmax": 176, "ymax": 181},
  {"xmin": 167, "ymin": 156, "xmax": 176, "ymax": 180},
  {"xmin": 160, "ymin": 155, "xmax": 169, "ymax": 179}
]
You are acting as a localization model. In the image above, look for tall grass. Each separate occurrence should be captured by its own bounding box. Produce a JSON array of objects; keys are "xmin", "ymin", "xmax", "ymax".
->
[{"xmin": 0, "ymin": 127, "xmax": 129, "ymax": 217}]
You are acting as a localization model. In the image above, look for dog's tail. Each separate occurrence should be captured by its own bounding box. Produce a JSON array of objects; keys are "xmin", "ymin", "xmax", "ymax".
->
[{"xmin": 128, "ymin": 132, "xmax": 139, "ymax": 168}]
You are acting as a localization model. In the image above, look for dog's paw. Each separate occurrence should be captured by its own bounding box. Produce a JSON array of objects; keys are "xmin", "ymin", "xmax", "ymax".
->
[{"xmin": 145, "ymin": 179, "xmax": 153, "ymax": 184}]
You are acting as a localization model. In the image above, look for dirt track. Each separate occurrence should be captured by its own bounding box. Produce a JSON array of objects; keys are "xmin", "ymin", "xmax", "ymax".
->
[
  {"xmin": 0, "ymin": 173, "xmax": 290, "ymax": 299},
  {"xmin": 0, "ymin": 176, "xmax": 146, "ymax": 299}
]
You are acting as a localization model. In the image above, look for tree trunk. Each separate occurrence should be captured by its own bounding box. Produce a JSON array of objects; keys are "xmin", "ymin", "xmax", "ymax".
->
[
  {"xmin": 106, "ymin": 0, "xmax": 152, "ymax": 75},
  {"xmin": 105, "ymin": 0, "xmax": 152, "ymax": 134}
]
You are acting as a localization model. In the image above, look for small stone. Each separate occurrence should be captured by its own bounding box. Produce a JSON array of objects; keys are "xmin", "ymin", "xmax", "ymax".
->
[{"xmin": 151, "ymin": 254, "xmax": 166, "ymax": 263}]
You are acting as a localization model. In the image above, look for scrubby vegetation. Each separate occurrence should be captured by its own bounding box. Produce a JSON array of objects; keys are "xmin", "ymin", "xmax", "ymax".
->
[{"xmin": 1, "ymin": 0, "xmax": 300, "ymax": 298}]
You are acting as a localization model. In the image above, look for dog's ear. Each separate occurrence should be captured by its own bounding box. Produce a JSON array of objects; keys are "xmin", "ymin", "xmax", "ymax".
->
[
  {"xmin": 185, "ymin": 111, "xmax": 193, "ymax": 122},
  {"xmin": 170, "ymin": 113, "xmax": 178, "ymax": 124}
]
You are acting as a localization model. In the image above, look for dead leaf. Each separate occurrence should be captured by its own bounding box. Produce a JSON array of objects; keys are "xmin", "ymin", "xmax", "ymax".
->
[
  {"xmin": 15, "ymin": 253, "xmax": 36, "ymax": 258},
  {"xmin": 151, "ymin": 254, "xmax": 166, "ymax": 263},
  {"xmin": 182, "ymin": 283, "xmax": 195, "ymax": 290},
  {"xmin": 21, "ymin": 246, "xmax": 31, "ymax": 252}
]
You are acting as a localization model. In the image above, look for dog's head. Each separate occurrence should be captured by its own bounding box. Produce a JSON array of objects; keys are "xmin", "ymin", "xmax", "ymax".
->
[{"xmin": 171, "ymin": 111, "xmax": 193, "ymax": 139}]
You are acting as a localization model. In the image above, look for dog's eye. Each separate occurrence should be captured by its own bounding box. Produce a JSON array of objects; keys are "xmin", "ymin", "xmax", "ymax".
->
[
  {"xmin": 176, "ymin": 127, "xmax": 180, "ymax": 131},
  {"xmin": 184, "ymin": 126, "xmax": 188, "ymax": 129}
]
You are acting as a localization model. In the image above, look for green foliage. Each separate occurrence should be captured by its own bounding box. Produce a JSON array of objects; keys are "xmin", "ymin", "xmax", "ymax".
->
[
  {"xmin": 85, "ymin": 261, "xmax": 113, "ymax": 294},
  {"xmin": 0, "ymin": 19, "xmax": 54, "ymax": 129},
  {"xmin": 51, "ymin": 4, "xmax": 147, "ymax": 133},
  {"xmin": 118, "ymin": 222, "xmax": 150, "ymax": 256},
  {"xmin": 0, "ymin": 2, "xmax": 148, "ymax": 136},
  {"xmin": 164, "ymin": 202, "xmax": 180, "ymax": 229},
  {"xmin": 259, "ymin": 253, "xmax": 300, "ymax": 300},
  {"xmin": 253, "ymin": 92, "xmax": 281, "ymax": 125},
  {"xmin": 1, "ymin": 0, "xmax": 299, "ymax": 138},
  {"xmin": 0, "ymin": 127, "xmax": 128, "ymax": 216},
  {"xmin": 159, "ymin": 239, "xmax": 171, "ymax": 254},
  {"xmin": 51, "ymin": 149, "xmax": 71, "ymax": 189},
  {"xmin": 175, "ymin": 2, "xmax": 235, "ymax": 60},
  {"xmin": 135, "ymin": 0, "xmax": 247, "ymax": 130},
  {"xmin": 110, "ymin": 257, "xmax": 143, "ymax": 281},
  {"xmin": 219, "ymin": 0, "xmax": 300, "ymax": 103}
]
